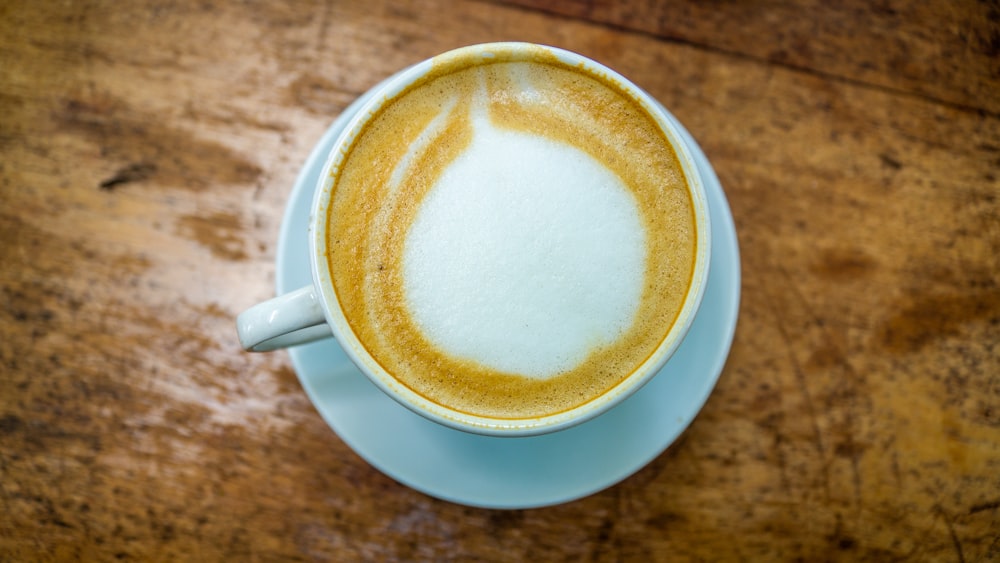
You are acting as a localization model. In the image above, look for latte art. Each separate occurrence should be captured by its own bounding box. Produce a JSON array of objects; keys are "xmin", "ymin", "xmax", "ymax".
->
[
  {"xmin": 326, "ymin": 47, "xmax": 697, "ymax": 419},
  {"xmin": 403, "ymin": 116, "xmax": 646, "ymax": 378}
]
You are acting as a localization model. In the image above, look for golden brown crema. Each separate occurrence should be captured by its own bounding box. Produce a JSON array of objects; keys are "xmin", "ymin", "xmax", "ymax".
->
[{"xmin": 325, "ymin": 47, "xmax": 697, "ymax": 419}]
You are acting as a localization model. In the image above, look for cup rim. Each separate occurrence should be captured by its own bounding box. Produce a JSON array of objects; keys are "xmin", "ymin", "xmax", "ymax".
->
[{"xmin": 309, "ymin": 42, "xmax": 711, "ymax": 436}]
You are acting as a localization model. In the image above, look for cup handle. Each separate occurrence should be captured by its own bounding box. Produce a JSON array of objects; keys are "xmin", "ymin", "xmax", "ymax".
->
[{"xmin": 236, "ymin": 285, "xmax": 333, "ymax": 352}]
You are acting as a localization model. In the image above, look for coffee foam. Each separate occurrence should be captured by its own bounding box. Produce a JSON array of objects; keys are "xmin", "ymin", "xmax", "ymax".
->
[
  {"xmin": 326, "ymin": 47, "xmax": 697, "ymax": 419},
  {"xmin": 403, "ymin": 114, "xmax": 646, "ymax": 378}
]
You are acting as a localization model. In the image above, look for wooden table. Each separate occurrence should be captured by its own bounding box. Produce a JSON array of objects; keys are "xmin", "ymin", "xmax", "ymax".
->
[{"xmin": 2, "ymin": 1, "xmax": 997, "ymax": 560}]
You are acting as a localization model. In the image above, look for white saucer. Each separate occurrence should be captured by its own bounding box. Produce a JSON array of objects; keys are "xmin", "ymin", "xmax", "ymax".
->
[{"xmin": 275, "ymin": 100, "xmax": 741, "ymax": 509}]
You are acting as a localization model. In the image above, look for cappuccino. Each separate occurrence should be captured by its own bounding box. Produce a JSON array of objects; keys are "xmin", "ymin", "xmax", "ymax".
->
[{"xmin": 325, "ymin": 46, "xmax": 697, "ymax": 419}]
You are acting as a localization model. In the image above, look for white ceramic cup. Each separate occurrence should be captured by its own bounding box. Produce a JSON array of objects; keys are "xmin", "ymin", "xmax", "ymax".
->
[{"xmin": 237, "ymin": 42, "xmax": 711, "ymax": 436}]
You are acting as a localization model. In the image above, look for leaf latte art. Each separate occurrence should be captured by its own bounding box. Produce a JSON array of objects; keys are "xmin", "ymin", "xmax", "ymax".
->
[{"xmin": 325, "ymin": 47, "xmax": 697, "ymax": 419}]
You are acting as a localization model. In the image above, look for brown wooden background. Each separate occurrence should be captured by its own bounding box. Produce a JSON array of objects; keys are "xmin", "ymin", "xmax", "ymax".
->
[{"xmin": 2, "ymin": 1, "xmax": 998, "ymax": 560}]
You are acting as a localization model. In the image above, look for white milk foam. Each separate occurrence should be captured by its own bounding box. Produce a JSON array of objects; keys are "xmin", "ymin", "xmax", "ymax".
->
[{"xmin": 402, "ymin": 115, "xmax": 647, "ymax": 378}]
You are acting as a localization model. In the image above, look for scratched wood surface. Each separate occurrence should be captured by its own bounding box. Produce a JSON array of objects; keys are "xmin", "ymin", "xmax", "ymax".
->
[{"xmin": 1, "ymin": 1, "xmax": 998, "ymax": 560}]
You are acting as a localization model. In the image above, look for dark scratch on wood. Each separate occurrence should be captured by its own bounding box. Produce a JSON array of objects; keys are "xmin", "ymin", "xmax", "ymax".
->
[
  {"xmin": 935, "ymin": 505, "xmax": 966, "ymax": 563},
  {"xmin": 99, "ymin": 162, "xmax": 157, "ymax": 190},
  {"xmin": 762, "ymin": 271, "xmax": 831, "ymax": 502},
  {"xmin": 969, "ymin": 500, "xmax": 1000, "ymax": 515},
  {"xmin": 776, "ymin": 264, "xmax": 868, "ymax": 509}
]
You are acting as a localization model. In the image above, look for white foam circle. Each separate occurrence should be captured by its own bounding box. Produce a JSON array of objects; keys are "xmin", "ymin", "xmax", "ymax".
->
[{"xmin": 402, "ymin": 120, "xmax": 646, "ymax": 379}]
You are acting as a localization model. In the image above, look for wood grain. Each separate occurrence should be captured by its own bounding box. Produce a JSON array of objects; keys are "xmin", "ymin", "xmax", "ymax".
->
[
  {"xmin": 1, "ymin": 0, "xmax": 998, "ymax": 560},
  {"xmin": 502, "ymin": 0, "xmax": 1000, "ymax": 115}
]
